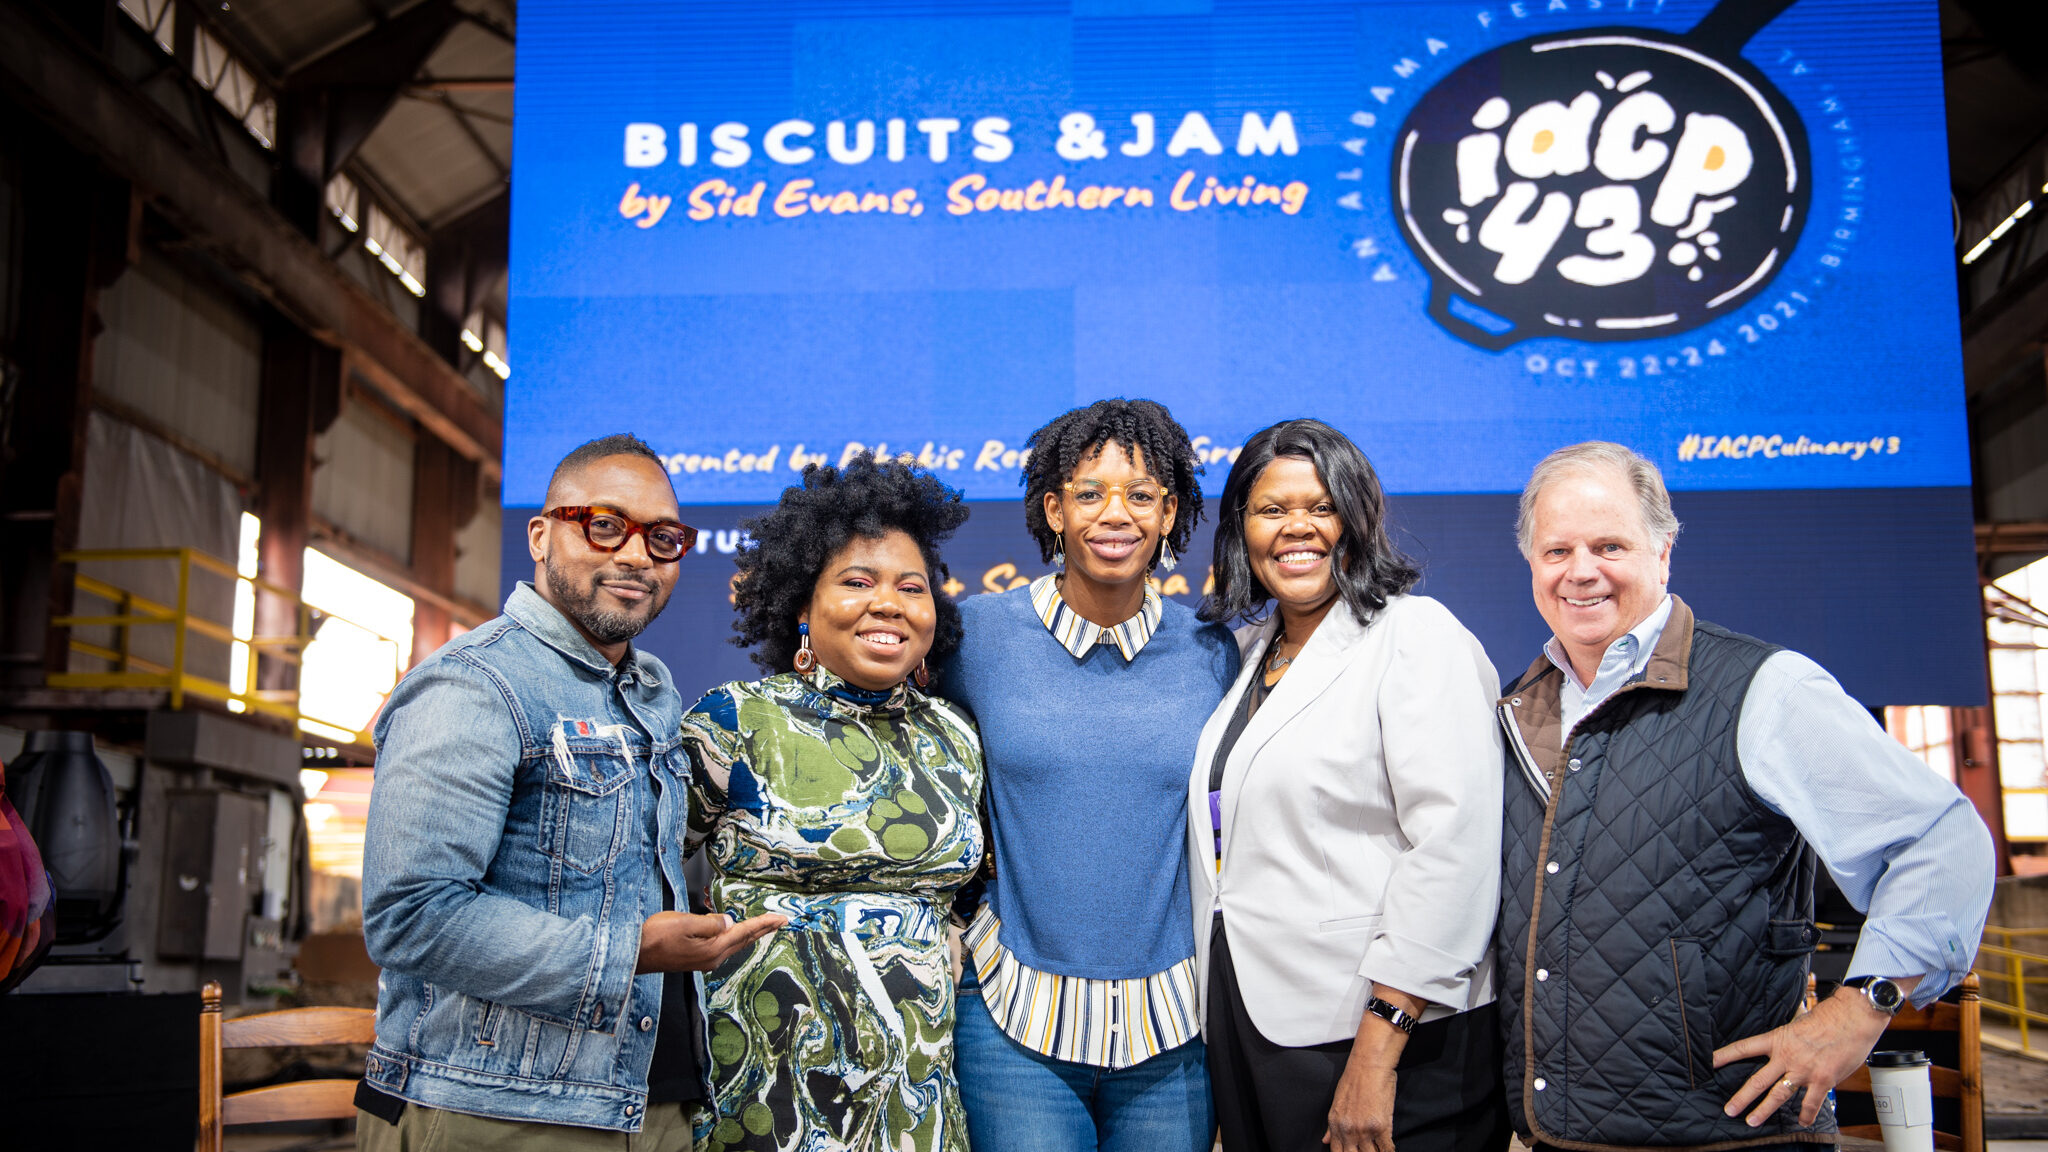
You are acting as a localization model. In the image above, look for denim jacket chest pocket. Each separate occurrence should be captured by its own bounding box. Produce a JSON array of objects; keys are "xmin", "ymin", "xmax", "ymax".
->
[{"xmin": 541, "ymin": 724, "xmax": 643, "ymax": 874}]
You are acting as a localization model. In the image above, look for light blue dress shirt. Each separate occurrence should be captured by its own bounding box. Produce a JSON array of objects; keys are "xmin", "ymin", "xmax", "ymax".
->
[{"xmin": 1543, "ymin": 594, "xmax": 1995, "ymax": 1007}]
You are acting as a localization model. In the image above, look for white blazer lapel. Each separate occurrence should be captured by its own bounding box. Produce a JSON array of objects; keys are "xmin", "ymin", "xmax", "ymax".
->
[{"xmin": 1217, "ymin": 606, "xmax": 1367, "ymax": 859}]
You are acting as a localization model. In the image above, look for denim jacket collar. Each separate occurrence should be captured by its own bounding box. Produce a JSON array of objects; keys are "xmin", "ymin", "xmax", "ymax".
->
[{"xmin": 503, "ymin": 581, "xmax": 665, "ymax": 689}]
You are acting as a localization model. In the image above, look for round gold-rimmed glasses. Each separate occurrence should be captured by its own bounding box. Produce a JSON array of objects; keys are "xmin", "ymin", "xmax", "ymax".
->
[{"xmin": 1062, "ymin": 479, "xmax": 1167, "ymax": 517}]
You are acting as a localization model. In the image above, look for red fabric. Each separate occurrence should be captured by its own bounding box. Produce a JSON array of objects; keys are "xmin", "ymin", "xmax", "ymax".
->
[{"xmin": 0, "ymin": 761, "xmax": 56, "ymax": 993}]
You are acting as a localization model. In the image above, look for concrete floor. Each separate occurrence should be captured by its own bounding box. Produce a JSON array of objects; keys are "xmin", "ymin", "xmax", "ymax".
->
[
  {"xmin": 1987, "ymin": 1037, "xmax": 2048, "ymax": 1132},
  {"xmin": 225, "ymin": 1124, "xmax": 2048, "ymax": 1152},
  {"xmin": 218, "ymin": 1042, "xmax": 2048, "ymax": 1150}
]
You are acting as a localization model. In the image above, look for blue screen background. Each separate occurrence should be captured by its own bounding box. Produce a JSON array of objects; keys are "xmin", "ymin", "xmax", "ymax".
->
[
  {"xmin": 505, "ymin": 0, "xmax": 1985, "ymax": 704},
  {"xmin": 509, "ymin": 0, "xmax": 1968, "ymax": 505}
]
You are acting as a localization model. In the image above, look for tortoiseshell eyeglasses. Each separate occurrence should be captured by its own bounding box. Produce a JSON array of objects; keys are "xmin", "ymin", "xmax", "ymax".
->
[{"xmin": 543, "ymin": 506, "xmax": 697, "ymax": 562}]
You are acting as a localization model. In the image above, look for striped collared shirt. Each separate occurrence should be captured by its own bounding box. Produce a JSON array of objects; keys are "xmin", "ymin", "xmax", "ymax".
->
[
  {"xmin": 1028, "ymin": 572, "xmax": 1162, "ymax": 660},
  {"xmin": 966, "ymin": 907, "xmax": 1201, "ymax": 1069},
  {"xmin": 968, "ymin": 573, "xmax": 1198, "ymax": 1069}
]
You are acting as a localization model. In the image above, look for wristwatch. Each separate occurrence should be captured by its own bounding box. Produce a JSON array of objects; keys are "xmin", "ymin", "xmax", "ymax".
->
[
  {"xmin": 1843, "ymin": 975, "xmax": 1906, "ymax": 1015},
  {"xmin": 1365, "ymin": 996, "xmax": 1419, "ymax": 1034}
]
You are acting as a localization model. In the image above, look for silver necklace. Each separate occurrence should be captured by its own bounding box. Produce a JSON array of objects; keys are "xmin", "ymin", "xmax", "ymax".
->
[{"xmin": 1266, "ymin": 633, "xmax": 1294, "ymax": 673}]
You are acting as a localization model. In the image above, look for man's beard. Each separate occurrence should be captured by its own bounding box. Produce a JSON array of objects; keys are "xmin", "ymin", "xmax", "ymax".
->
[{"xmin": 545, "ymin": 559, "xmax": 669, "ymax": 645}]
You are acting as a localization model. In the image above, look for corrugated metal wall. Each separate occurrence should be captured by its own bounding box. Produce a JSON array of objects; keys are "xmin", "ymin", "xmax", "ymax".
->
[
  {"xmin": 71, "ymin": 412, "xmax": 240, "ymax": 681},
  {"xmin": 313, "ymin": 388, "xmax": 416, "ymax": 564},
  {"xmin": 92, "ymin": 250, "xmax": 260, "ymax": 477},
  {"xmin": 453, "ymin": 474, "xmax": 501, "ymax": 610},
  {"xmin": 74, "ymin": 251, "xmax": 261, "ymax": 683}
]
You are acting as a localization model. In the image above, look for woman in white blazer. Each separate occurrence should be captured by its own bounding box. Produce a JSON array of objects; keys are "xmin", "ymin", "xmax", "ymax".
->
[{"xmin": 1188, "ymin": 419, "xmax": 1508, "ymax": 1152}]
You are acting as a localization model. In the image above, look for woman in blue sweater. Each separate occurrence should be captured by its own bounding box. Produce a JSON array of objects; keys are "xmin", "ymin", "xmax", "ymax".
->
[{"xmin": 940, "ymin": 399, "xmax": 1241, "ymax": 1152}]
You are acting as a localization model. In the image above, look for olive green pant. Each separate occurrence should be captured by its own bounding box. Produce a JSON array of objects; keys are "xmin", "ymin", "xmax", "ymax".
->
[{"xmin": 356, "ymin": 1100, "xmax": 703, "ymax": 1152}]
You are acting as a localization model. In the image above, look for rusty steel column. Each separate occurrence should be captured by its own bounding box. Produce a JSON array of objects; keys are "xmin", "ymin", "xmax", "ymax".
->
[
  {"xmin": 0, "ymin": 121, "xmax": 127, "ymax": 690},
  {"xmin": 1950, "ymin": 706, "xmax": 2013, "ymax": 877},
  {"xmin": 407, "ymin": 437, "xmax": 478, "ymax": 666},
  {"xmin": 252, "ymin": 323, "xmax": 339, "ymax": 692}
]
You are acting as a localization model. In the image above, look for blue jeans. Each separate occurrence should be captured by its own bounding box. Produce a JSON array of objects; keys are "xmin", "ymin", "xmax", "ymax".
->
[{"xmin": 955, "ymin": 972, "xmax": 1214, "ymax": 1152}]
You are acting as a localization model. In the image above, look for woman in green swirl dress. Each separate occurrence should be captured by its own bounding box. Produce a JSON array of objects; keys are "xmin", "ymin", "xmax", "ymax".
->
[{"xmin": 681, "ymin": 453, "xmax": 981, "ymax": 1152}]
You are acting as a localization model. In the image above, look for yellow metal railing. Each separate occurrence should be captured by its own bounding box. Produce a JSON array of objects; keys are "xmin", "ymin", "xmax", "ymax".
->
[
  {"xmin": 47, "ymin": 548, "xmax": 400, "ymax": 744},
  {"xmin": 1975, "ymin": 924, "xmax": 2048, "ymax": 1056}
]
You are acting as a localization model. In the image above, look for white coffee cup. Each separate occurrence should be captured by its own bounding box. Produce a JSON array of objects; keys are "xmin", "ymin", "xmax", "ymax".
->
[{"xmin": 1866, "ymin": 1050, "xmax": 1934, "ymax": 1152}]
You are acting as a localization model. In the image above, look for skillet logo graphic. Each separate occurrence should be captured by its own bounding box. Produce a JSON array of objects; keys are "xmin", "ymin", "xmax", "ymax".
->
[{"xmin": 1395, "ymin": 0, "xmax": 1810, "ymax": 349}]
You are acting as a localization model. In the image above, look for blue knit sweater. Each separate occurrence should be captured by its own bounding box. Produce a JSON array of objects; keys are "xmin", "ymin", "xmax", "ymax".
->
[{"xmin": 940, "ymin": 586, "xmax": 1240, "ymax": 979}]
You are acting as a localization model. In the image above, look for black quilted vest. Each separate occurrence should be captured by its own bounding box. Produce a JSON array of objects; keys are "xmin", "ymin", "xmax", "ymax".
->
[{"xmin": 1496, "ymin": 608, "xmax": 1830, "ymax": 1151}]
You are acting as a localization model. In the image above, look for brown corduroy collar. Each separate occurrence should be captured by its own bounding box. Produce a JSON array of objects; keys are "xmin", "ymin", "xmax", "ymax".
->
[{"xmin": 1503, "ymin": 594, "xmax": 1698, "ymax": 708}]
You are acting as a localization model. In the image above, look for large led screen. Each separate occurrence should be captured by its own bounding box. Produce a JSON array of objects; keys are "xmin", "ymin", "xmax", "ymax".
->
[{"xmin": 507, "ymin": 0, "xmax": 1983, "ymax": 704}]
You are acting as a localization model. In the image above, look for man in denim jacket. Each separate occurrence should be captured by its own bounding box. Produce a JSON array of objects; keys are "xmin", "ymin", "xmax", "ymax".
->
[{"xmin": 358, "ymin": 434, "xmax": 783, "ymax": 1149}]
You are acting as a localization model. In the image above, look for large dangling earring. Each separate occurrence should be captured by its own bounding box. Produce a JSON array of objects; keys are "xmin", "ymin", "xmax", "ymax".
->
[
  {"xmin": 913, "ymin": 659, "xmax": 931, "ymax": 690},
  {"xmin": 792, "ymin": 622, "xmax": 816, "ymax": 672},
  {"xmin": 1157, "ymin": 539, "xmax": 1178, "ymax": 572},
  {"xmin": 1052, "ymin": 544, "xmax": 1066, "ymax": 569}
]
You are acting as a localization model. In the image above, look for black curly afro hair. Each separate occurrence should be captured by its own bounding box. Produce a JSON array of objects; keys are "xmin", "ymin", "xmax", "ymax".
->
[
  {"xmin": 732, "ymin": 453, "xmax": 970, "ymax": 675},
  {"xmin": 1020, "ymin": 398, "xmax": 1205, "ymax": 566}
]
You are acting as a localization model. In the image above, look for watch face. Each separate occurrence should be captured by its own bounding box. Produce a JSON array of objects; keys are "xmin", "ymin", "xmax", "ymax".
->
[{"xmin": 1868, "ymin": 979, "xmax": 1904, "ymax": 1012}]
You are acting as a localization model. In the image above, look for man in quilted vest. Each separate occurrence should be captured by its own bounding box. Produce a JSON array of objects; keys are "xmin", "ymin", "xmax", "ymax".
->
[{"xmin": 1494, "ymin": 441, "xmax": 1994, "ymax": 1152}]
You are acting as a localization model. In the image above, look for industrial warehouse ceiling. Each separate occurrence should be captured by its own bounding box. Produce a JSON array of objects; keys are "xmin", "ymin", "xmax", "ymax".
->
[
  {"xmin": 1941, "ymin": 0, "xmax": 2048, "ymax": 206},
  {"xmin": 204, "ymin": 0, "xmax": 513, "ymax": 253},
  {"xmin": 193, "ymin": 0, "xmax": 2047, "ymax": 242},
  {"xmin": 184, "ymin": 0, "xmax": 2045, "ymax": 399}
]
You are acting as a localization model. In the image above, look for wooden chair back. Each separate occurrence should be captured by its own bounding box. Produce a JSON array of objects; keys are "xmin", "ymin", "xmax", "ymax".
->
[
  {"xmin": 1831, "ymin": 973, "xmax": 1983, "ymax": 1152},
  {"xmin": 198, "ymin": 979, "xmax": 378, "ymax": 1152}
]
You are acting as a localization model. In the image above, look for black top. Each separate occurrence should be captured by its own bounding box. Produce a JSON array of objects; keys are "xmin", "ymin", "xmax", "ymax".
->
[
  {"xmin": 1207, "ymin": 633, "xmax": 1279, "ymax": 901},
  {"xmin": 1209, "ymin": 634, "xmax": 1278, "ymax": 795},
  {"xmin": 645, "ymin": 871, "xmax": 706, "ymax": 1105}
]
